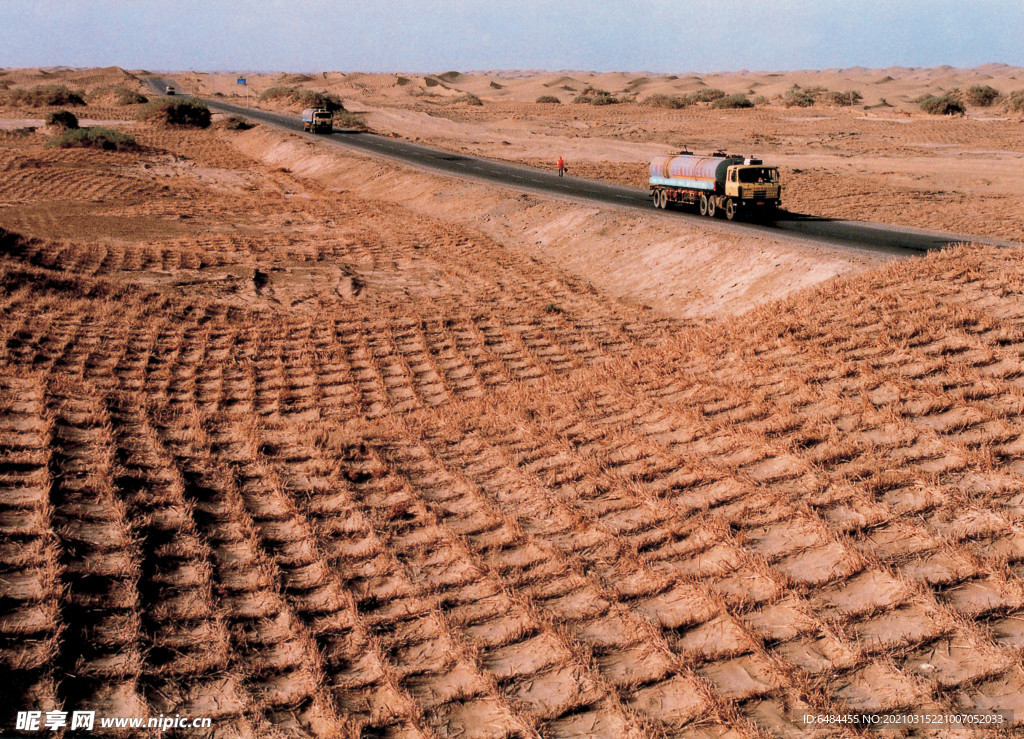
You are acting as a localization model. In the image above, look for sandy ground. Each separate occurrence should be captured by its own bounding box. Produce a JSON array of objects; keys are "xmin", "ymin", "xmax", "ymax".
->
[{"xmin": 3, "ymin": 68, "xmax": 1024, "ymax": 738}]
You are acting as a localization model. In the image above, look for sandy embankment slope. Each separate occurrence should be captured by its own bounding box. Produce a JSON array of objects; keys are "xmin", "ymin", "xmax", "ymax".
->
[{"xmin": 230, "ymin": 126, "xmax": 891, "ymax": 319}]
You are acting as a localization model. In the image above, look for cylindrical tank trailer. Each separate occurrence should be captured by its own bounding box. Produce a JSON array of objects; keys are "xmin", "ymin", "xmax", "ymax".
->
[{"xmin": 649, "ymin": 152, "xmax": 781, "ymax": 220}]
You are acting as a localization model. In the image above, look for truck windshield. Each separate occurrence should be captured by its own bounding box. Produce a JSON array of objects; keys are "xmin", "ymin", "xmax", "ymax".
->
[{"xmin": 739, "ymin": 168, "xmax": 777, "ymax": 183}]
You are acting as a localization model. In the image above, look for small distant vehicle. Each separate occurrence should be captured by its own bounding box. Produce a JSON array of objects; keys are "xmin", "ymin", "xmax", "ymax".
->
[
  {"xmin": 165, "ymin": 85, "xmax": 176, "ymax": 95},
  {"xmin": 302, "ymin": 107, "xmax": 333, "ymax": 134},
  {"xmin": 649, "ymin": 152, "xmax": 781, "ymax": 220}
]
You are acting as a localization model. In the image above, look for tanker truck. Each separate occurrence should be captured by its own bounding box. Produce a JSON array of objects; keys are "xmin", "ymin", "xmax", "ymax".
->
[
  {"xmin": 649, "ymin": 151, "xmax": 781, "ymax": 220},
  {"xmin": 302, "ymin": 107, "xmax": 333, "ymax": 134}
]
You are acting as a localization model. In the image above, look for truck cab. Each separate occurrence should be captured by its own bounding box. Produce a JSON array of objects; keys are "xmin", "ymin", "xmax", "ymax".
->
[
  {"xmin": 302, "ymin": 108, "xmax": 333, "ymax": 134},
  {"xmin": 724, "ymin": 159, "xmax": 781, "ymax": 212}
]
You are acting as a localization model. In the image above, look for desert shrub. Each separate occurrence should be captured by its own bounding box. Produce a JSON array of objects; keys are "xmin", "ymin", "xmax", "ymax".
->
[
  {"xmin": 45, "ymin": 109, "xmax": 79, "ymax": 129},
  {"xmin": 3, "ymin": 84, "xmax": 85, "ymax": 107},
  {"xmin": 827, "ymin": 90, "xmax": 863, "ymax": 106},
  {"xmin": 47, "ymin": 126, "xmax": 137, "ymax": 151},
  {"xmin": 335, "ymin": 111, "xmax": 365, "ymax": 129},
  {"xmin": 259, "ymin": 86, "xmax": 293, "ymax": 100},
  {"xmin": 260, "ymin": 85, "xmax": 345, "ymax": 111},
  {"xmin": 220, "ymin": 115, "xmax": 254, "ymax": 130},
  {"xmin": 712, "ymin": 93, "xmax": 753, "ymax": 109},
  {"xmin": 87, "ymin": 85, "xmax": 147, "ymax": 105},
  {"xmin": 295, "ymin": 89, "xmax": 344, "ymax": 111},
  {"xmin": 450, "ymin": 93, "xmax": 483, "ymax": 106},
  {"xmin": 688, "ymin": 87, "xmax": 726, "ymax": 103},
  {"xmin": 1005, "ymin": 90, "xmax": 1024, "ymax": 113},
  {"xmin": 965, "ymin": 84, "xmax": 1000, "ymax": 107},
  {"xmin": 642, "ymin": 93, "xmax": 690, "ymax": 108},
  {"xmin": 783, "ymin": 89, "xmax": 814, "ymax": 107},
  {"xmin": 536, "ymin": 95, "xmax": 561, "ymax": 104},
  {"xmin": 919, "ymin": 94, "xmax": 965, "ymax": 115},
  {"xmin": 137, "ymin": 97, "xmax": 211, "ymax": 127},
  {"xmin": 572, "ymin": 87, "xmax": 620, "ymax": 105},
  {"xmin": 752, "ymin": 95, "xmax": 768, "ymax": 106}
]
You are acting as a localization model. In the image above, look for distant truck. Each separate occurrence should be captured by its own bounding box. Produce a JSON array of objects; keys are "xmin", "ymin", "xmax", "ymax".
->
[
  {"xmin": 302, "ymin": 107, "xmax": 333, "ymax": 134},
  {"xmin": 649, "ymin": 152, "xmax": 781, "ymax": 220},
  {"xmin": 165, "ymin": 85, "xmax": 175, "ymax": 95}
]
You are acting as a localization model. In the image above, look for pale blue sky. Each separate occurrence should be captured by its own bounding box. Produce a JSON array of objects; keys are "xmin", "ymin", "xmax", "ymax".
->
[{"xmin": 2, "ymin": 0, "xmax": 1022, "ymax": 73}]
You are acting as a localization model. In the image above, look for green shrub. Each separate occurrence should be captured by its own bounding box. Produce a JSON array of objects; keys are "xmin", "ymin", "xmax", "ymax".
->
[
  {"xmin": 827, "ymin": 90, "xmax": 863, "ymax": 106},
  {"xmin": 535, "ymin": 95, "xmax": 562, "ymax": 104},
  {"xmin": 642, "ymin": 93, "xmax": 690, "ymax": 108},
  {"xmin": 137, "ymin": 97, "xmax": 211, "ymax": 127},
  {"xmin": 751, "ymin": 95, "xmax": 768, "ymax": 106},
  {"xmin": 45, "ymin": 109, "xmax": 79, "ymax": 129},
  {"xmin": 965, "ymin": 84, "xmax": 1000, "ymax": 107},
  {"xmin": 1005, "ymin": 89, "xmax": 1024, "ymax": 113},
  {"xmin": 712, "ymin": 93, "xmax": 753, "ymax": 109},
  {"xmin": 47, "ymin": 126, "xmax": 137, "ymax": 151},
  {"xmin": 919, "ymin": 94, "xmax": 965, "ymax": 115},
  {"xmin": 3, "ymin": 85, "xmax": 85, "ymax": 107},
  {"xmin": 589, "ymin": 92, "xmax": 619, "ymax": 105},
  {"xmin": 87, "ymin": 85, "xmax": 148, "ymax": 105}
]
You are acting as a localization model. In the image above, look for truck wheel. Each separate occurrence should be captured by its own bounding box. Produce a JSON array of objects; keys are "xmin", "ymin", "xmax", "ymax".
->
[
  {"xmin": 659, "ymin": 190, "xmax": 668, "ymax": 209},
  {"xmin": 706, "ymin": 196, "xmax": 717, "ymax": 218},
  {"xmin": 699, "ymin": 193, "xmax": 709, "ymax": 216},
  {"xmin": 651, "ymin": 190, "xmax": 660, "ymax": 208},
  {"xmin": 725, "ymin": 198, "xmax": 736, "ymax": 220}
]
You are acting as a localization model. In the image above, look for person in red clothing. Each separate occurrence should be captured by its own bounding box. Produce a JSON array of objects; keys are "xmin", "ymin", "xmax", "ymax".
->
[{"xmin": 557, "ymin": 155, "xmax": 566, "ymax": 177}]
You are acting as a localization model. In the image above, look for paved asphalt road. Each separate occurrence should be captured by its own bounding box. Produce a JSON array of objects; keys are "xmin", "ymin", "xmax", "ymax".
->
[{"xmin": 148, "ymin": 78, "xmax": 1017, "ymax": 256}]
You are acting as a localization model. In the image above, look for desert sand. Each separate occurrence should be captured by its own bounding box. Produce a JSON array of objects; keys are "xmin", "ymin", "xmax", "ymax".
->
[{"xmin": 2, "ymin": 66, "xmax": 1024, "ymax": 738}]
